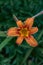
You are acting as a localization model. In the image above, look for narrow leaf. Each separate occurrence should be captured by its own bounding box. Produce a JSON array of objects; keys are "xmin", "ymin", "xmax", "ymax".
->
[{"xmin": 0, "ymin": 36, "xmax": 13, "ymax": 51}]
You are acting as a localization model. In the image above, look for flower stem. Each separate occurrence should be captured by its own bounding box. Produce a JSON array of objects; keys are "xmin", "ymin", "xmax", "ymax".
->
[
  {"xmin": 13, "ymin": 11, "xmax": 43, "ymax": 22},
  {"xmin": 32, "ymin": 11, "xmax": 43, "ymax": 18},
  {"xmin": 13, "ymin": 15, "xmax": 18, "ymax": 22}
]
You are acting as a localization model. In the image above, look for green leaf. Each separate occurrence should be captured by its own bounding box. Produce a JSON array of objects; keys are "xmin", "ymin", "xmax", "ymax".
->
[
  {"xmin": 21, "ymin": 47, "xmax": 33, "ymax": 65},
  {"xmin": 0, "ymin": 31, "xmax": 6, "ymax": 37},
  {"xmin": 37, "ymin": 30, "xmax": 43, "ymax": 40},
  {"xmin": 0, "ymin": 37, "xmax": 13, "ymax": 51}
]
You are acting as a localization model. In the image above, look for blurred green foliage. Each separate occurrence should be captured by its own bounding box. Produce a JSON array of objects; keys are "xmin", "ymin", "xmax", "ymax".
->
[{"xmin": 0, "ymin": 0, "xmax": 43, "ymax": 65}]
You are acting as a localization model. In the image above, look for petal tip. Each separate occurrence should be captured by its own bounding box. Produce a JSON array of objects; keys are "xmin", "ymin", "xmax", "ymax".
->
[
  {"xmin": 30, "ymin": 42, "xmax": 38, "ymax": 47},
  {"xmin": 36, "ymin": 27, "xmax": 38, "ymax": 32},
  {"xmin": 16, "ymin": 42, "xmax": 21, "ymax": 45},
  {"xmin": 16, "ymin": 20, "xmax": 23, "ymax": 27}
]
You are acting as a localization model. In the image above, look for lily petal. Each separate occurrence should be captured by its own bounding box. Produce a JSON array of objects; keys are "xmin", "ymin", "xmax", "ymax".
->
[
  {"xmin": 30, "ymin": 27, "xmax": 38, "ymax": 34},
  {"xmin": 16, "ymin": 20, "xmax": 23, "ymax": 27},
  {"xmin": 7, "ymin": 27, "xmax": 19, "ymax": 36},
  {"xmin": 16, "ymin": 36, "xmax": 23, "ymax": 45},
  {"xmin": 25, "ymin": 36, "xmax": 38, "ymax": 47},
  {"xmin": 25, "ymin": 18, "xmax": 34, "ymax": 29}
]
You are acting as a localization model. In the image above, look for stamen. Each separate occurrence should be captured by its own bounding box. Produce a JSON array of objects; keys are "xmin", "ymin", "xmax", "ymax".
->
[{"xmin": 19, "ymin": 28, "xmax": 29, "ymax": 37}]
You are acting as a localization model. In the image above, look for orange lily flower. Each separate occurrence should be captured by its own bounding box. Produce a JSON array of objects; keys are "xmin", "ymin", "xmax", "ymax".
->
[{"xmin": 7, "ymin": 18, "xmax": 38, "ymax": 47}]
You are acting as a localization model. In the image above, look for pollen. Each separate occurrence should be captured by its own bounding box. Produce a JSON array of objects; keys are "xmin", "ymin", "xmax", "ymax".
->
[{"xmin": 20, "ymin": 28, "xmax": 29, "ymax": 37}]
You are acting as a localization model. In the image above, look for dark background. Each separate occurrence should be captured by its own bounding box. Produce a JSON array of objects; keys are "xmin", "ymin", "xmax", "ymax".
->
[{"xmin": 0, "ymin": 0, "xmax": 43, "ymax": 65}]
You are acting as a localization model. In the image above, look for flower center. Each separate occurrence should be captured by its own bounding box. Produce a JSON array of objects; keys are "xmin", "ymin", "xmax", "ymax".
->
[{"xmin": 20, "ymin": 28, "xmax": 29, "ymax": 37}]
